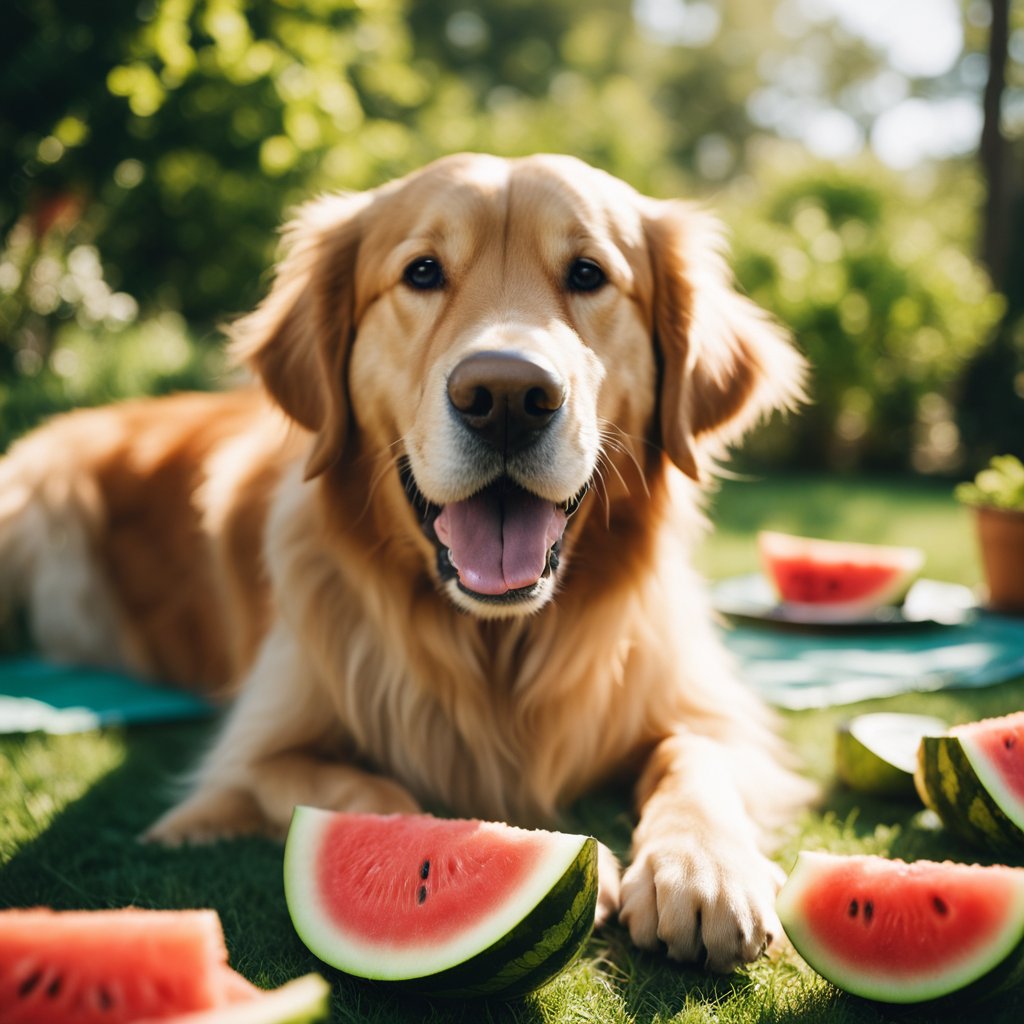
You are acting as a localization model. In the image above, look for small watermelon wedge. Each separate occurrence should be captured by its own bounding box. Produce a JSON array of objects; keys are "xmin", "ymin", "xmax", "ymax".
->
[
  {"xmin": 915, "ymin": 710, "xmax": 1024, "ymax": 852},
  {"xmin": 138, "ymin": 975, "xmax": 330, "ymax": 1023},
  {"xmin": 758, "ymin": 531, "xmax": 924, "ymax": 623},
  {"xmin": 777, "ymin": 852, "xmax": 1024, "ymax": 1004},
  {"xmin": 835, "ymin": 712, "xmax": 947, "ymax": 798},
  {"xmin": 0, "ymin": 908, "xmax": 328, "ymax": 1024},
  {"xmin": 284, "ymin": 807, "xmax": 597, "ymax": 998}
]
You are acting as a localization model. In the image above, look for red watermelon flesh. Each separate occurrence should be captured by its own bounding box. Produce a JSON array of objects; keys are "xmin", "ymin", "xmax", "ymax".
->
[
  {"xmin": 956, "ymin": 711, "xmax": 1024, "ymax": 828},
  {"xmin": 758, "ymin": 531, "xmax": 923, "ymax": 619},
  {"xmin": 777, "ymin": 852, "xmax": 1024, "ymax": 1003},
  {"xmin": 316, "ymin": 814, "xmax": 543, "ymax": 947},
  {"xmin": 0, "ymin": 908, "xmax": 258, "ymax": 1024}
]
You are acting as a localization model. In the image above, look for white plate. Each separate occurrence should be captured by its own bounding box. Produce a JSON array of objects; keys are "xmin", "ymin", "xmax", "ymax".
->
[{"xmin": 712, "ymin": 574, "xmax": 977, "ymax": 629}]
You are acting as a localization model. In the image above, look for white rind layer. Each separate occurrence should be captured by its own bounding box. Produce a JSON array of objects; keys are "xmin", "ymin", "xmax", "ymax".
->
[
  {"xmin": 960, "ymin": 733, "xmax": 1024, "ymax": 832},
  {"xmin": 284, "ymin": 806, "xmax": 588, "ymax": 981},
  {"xmin": 136, "ymin": 975, "xmax": 330, "ymax": 1024},
  {"xmin": 847, "ymin": 713, "xmax": 947, "ymax": 774}
]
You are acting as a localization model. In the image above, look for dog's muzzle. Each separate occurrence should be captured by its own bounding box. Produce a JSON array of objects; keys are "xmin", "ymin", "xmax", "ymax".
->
[{"xmin": 399, "ymin": 460, "xmax": 588, "ymax": 606}]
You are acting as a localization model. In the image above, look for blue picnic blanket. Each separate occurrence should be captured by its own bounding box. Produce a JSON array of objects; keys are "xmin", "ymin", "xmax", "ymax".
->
[
  {"xmin": 0, "ymin": 659, "xmax": 215, "ymax": 734},
  {"xmin": 715, "ymin": 577, "xmax": 1024, "ymax": 709}
]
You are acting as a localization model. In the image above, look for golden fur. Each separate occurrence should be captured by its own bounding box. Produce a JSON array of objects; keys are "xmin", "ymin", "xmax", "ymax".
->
[{"xmin": 0, "ymin": 153, "xmax": 813, "ymax": 971}]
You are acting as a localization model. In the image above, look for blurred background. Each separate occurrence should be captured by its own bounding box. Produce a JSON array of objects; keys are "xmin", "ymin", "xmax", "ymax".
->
[{"xmin": 2, "ymin": 0, "xmax": 1022, "ymax": 477}]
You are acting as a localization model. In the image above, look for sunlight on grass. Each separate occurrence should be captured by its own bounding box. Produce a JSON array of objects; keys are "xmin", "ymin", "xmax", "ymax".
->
[
  {"xmin": 0, "ymin": 730, "xmax": 126, "ymax": 860},
  {"xmin": 698, "ymin": 474, "xmax": 981, "ymax": 588}
]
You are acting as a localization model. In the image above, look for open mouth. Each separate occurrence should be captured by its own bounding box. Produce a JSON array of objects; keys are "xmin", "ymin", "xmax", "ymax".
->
[{"xmin": 399, "ymin": 459, "xmax": 588, "ymax": 604}]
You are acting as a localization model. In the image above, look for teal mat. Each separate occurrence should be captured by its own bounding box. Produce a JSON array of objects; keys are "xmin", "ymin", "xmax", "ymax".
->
[
  {"xmin": 0, "ymin": 659, "xmax": 216, "ymax": 734},
  {"xmin": 716, "ymin": 579, "xmax": 1024, "ymax": 709},
  {"xmin": 3, "ymin": 584, "xmax": 1023, "ymax": 731}
]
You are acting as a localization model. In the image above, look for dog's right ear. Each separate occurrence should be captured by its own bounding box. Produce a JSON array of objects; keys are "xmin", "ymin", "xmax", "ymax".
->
[{"xmin": 229, "ymin": 192, "xmax": 371, "ymax": 479}]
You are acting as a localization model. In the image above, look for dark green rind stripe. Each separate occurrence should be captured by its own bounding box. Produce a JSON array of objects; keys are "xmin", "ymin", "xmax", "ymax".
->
[
  {"xmin": 916, "ymin": 737, "xmax": 1024, "ymax": 853},
  {"xmin": 428, "ymin": 875, "xmax": 597, "ymax": 999},
  {"xmin": 407, "ymin": 835, "xmax": 598, "ymax": 998}
]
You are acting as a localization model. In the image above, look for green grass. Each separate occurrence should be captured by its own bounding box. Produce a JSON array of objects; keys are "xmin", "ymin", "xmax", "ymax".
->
[{"xmin": 2, "ymin": 475, "xmax": 1022, "ymax": 1024}]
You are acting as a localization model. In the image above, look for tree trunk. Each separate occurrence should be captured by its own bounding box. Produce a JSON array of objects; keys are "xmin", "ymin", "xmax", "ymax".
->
[{"xmin": 980, "ymin": 0, "xmax": 1011, "ymax": 287}]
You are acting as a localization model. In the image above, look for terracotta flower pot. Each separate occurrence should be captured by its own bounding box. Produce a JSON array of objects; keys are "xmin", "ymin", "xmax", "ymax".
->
[{"xmin": 975, "ymin": 505, "xmax": 1024, "ymax": 614}]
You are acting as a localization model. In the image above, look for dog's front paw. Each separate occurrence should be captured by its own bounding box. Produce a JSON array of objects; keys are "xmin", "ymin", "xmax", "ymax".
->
[
  {"xmin": 618, "ymin": 834, "xmax": 785, "ymax": 973},
  {"xmin": 142, "ymin": 787, "xmax": 280, "ymax": 846}
]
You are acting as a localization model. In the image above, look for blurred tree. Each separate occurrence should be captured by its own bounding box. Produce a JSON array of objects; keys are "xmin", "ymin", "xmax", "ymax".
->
[
  {"xmin": 726, "ymin": 155, "xmax": 1004, "ymax": 473},
  {"xmin": 2, "ymin": 0, "xmax": 427, "ymax": 328},
  {"xmin": 956, "ymin": 0, "xmax": 1024, "ymax": 466}
]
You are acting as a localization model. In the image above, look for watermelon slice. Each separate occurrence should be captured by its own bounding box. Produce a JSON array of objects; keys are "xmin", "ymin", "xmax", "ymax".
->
[
  {"xmin": 835, "ymin": 712, "xmax": 946, "ymax": 798},
  {"xmin": 915, "ymin": 710, "xmax": 1024, "ymax": 852},
  {"xmin": 0, "ymin": 908, "xmax": 328, "ymax": 1024},
  {"xmin": 776, "ymin": 851, "xmax": 1024, "ymax": 1004},
  {"xmin": 758, "ymin": 531, "xmax": 924, "ymax": 623},
  {"xmin": 284, "ymin": 807, "xmax": 597, "ymax": 998}
]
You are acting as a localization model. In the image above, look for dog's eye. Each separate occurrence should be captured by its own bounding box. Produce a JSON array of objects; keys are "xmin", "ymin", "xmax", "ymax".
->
[
  {"xmin": 566, "ymin": 258, "xmax": 606, "ymax": 294},
  {"xmin": 403, "ymin": 257, "xmax": 445, "ymax": 291}
]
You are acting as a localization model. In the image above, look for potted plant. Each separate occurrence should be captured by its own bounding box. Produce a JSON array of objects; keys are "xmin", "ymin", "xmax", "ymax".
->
[{"xmin": 956, "ymin": 455, "xmax": 1024, "ymax": 613}]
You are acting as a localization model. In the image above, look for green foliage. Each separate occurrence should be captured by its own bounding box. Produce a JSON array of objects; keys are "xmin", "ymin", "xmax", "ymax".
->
[
  {"xmin": 726, "ymin": 156, "xmax": 1005, "ymax": 473},
  {"xmin": 0, "ymin": 0, "xmax": 1016, "ymax": 474},
  {"xmin": 2, "ymin": 0, "xmax": 784, "ymax": 332},
  {"xmin": 955, "ymin": 454, "xmax": 1024, "ymax": 511}
]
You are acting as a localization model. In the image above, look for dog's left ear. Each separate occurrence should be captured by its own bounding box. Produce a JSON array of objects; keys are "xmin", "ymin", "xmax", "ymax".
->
[
  {"xmin": 229, "ymin": 191, "xmax": 371, "ymax": 479},
  {"xmin": 644, "ymin": 201, "xmax": 806, "ymax": 480}
]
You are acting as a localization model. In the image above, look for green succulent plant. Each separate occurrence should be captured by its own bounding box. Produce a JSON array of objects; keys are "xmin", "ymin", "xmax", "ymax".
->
[{"xmin": 955, "ymin": 455, "xmax": 1024, "ymax": 511}]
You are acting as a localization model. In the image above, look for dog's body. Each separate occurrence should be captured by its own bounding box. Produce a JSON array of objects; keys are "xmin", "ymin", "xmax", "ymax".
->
[{"xmin": 0, "ymin": 154, "xmax": 813, "ymax": 971}]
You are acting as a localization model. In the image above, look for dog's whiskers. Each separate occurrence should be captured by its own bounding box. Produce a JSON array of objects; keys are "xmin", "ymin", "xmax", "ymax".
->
[
  {"xmin": 590, "ymin": 457, "xmax": 613, "ymax": 529},
  {"xmin": 358, "ymin": 441, "xmax": 409, "ymax": 521},
  {"xmin": 598, "ymin": 420, "xmax": 651, "ymax": 500}
]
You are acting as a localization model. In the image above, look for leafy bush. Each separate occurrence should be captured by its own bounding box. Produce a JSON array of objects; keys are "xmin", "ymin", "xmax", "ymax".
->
[
  {"xmin": 0, "ymin": 312, "xmax": 225, "ymax": 452},
  {"xmin": 725, "ymin": 156, "xmax": 1005, "ymax": 473}
]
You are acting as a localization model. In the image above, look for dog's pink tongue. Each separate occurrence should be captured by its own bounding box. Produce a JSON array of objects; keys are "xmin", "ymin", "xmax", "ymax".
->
[{"xmin": 434, "ymin": 486, "xmax": 567, "ymax": 595}]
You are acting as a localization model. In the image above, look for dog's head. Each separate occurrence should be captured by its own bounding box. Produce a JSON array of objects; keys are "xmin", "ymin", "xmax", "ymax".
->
[{"xmin": 232, "ymin": 154, "xmax": 804, "ymax": 618}]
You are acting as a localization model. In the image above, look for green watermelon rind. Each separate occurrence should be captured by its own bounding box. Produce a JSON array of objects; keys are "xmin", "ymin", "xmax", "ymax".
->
[
  {"xmin": 283, "ymin": 807, "xmax": 597, "ymax": 998},
  {"xmin": 413, "ymin": 837, "xmax": 597, "ymax": 998},
  {"xmin": 960, "ymin": 730, "xmax": 1024, "ymax": 834},
  {"xmin": 916, "ymin": 734, "xmax": 1024, "ymax": 852},
  {"xmin": 835, "ymin": 713, "xmax": 947, "ymax": 798},
  {"xmin": 777, "ymin": 851, "xmax": 1024, "ymax": 1005}
]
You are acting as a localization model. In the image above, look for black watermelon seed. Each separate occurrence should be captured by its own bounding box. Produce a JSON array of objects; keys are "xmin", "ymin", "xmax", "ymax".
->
[
  {"xmin": 863, "ymin": 900, "xmax": 874, "ymax": 924},
  {"xmin": 98, "ymin": 986, "xmax": 114, "ymax": 1010},
  {"xmin": 933, "ymin": 896, "xmax": 949, "ymax": 916},
  {"xmin": 418, "ymin": 885, "xmax": 427, "ymax": 904},
  {"xmin": 46, "ymin": 975, "xmax": 62, "ymax": 998},
  {"xmin": 847, "ymin": 899, "xmax": 858, "ymax": 917},
  {"xmin": 18, "ymin": 972, "xmax": 42, "ymax": 998},
  {"xmin": 420, "ymin": 860, "xmax": 430, "ymax": 880},
  {"xmin": 1005, "ymin": 735, "xmax": 1016, "ymax": 750}
]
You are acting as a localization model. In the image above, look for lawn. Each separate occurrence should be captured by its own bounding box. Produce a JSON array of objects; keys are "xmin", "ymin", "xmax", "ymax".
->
[{"xmin": 2, "ymin": 474, "xmax": 1022, "ymax": 1024}]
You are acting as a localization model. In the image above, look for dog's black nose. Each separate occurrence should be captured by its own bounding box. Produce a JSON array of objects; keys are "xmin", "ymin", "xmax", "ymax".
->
[{"xmin": 447, "ymin": 350, "xmax": 565, "ymax": 452}]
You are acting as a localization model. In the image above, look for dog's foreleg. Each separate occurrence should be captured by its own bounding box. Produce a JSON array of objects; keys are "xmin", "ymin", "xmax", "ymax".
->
[
  {"xmin": 618, "ymin": 732, "xmax": 785, "ymax": 972},
  {"xmin": 144, "ymin": 624, "xmax": 419, "ymax": 846}
]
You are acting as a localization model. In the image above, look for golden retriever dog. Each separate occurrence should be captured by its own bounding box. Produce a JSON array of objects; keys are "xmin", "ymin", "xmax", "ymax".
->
[{"xmin": 0, "ymin": 153, "xmax": 813, "ymax": 972}]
